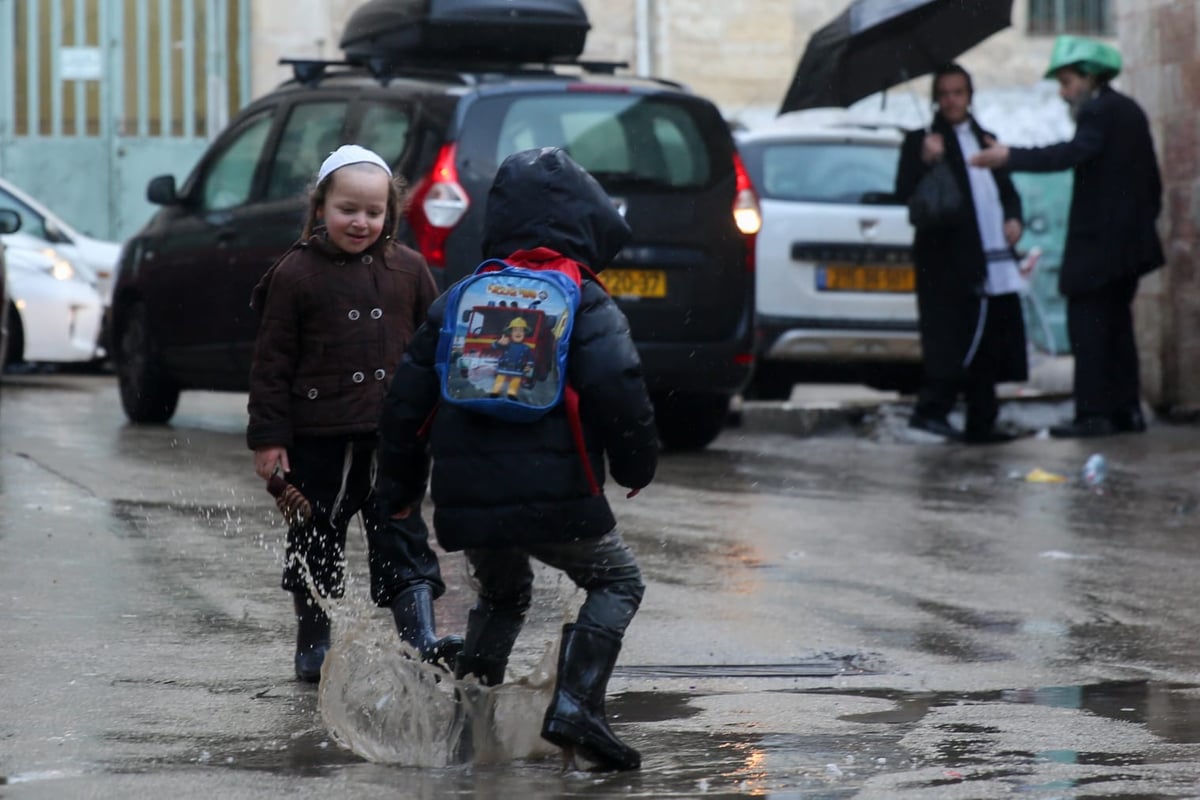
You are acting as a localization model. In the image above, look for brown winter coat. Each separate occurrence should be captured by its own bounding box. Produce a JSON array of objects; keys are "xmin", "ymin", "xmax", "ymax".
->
[{"xmin": 246, "ymin": 234, "xmax": 438, "ymax": 450}]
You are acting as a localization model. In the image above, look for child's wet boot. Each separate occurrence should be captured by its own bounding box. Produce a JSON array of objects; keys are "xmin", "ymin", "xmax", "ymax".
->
[
  {"xmin": 389, "ymin": 583, "xmax": 464, "ymax": 670},
  {"xmin": 454, "ymin": 600, "xmax": 526, "ymax": 687},
  {"xmin": 292, "ymin": 590, "xmax": 331, "ymax": 683},
  {"xmin": 541, "ymin": 623, "xmax": 640, "ymax": 771}
]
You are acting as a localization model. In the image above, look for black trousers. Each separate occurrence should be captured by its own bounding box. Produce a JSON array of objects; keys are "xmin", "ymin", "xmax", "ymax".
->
[
  {"xmin": 1066, "ymin": 276, "xmax": 1140, "ymax": 420},
  {"xmin": 916, "ymin": 292, "xmax": 1026, "ymax": 433},
  {"xmin": 281, "ymin": 434, "xmax": 445, "ymax": 605}
]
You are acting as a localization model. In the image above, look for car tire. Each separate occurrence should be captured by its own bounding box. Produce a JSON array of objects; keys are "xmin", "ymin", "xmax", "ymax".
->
[
  {"xmin": 864, "ymin": 365, "xmax": 922, "ymax": 396},
  {"xmin": 3, "ymin": 302, "xmax": 23, "ymax": 367},
  {"xmin": 653, "ymin": 391, "xmax": 730, "ymax": 451},
  {"xmin": 116, "ymin": 302, "xmax": 179, "ymax": 423},
  {"xmin": 744, "ymin": 364, "xmax": 795, "ymax": 401}
]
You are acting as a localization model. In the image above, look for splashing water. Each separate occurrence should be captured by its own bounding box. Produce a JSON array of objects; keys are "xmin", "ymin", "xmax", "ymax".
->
[{"xmin": 318, "ymin": 608, "xmax": 559, "ymax": 767}]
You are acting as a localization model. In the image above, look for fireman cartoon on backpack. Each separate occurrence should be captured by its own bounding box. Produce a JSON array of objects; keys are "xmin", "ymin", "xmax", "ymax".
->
[{"xmin": 490, "ymin": 316, "xmax": 534, "ymax": 398}]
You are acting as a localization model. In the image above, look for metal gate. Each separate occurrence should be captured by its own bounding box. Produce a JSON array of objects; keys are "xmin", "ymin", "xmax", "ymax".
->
[{"xmin": 0, "ymin": 0, "xmax": 250, "ymax": 241}]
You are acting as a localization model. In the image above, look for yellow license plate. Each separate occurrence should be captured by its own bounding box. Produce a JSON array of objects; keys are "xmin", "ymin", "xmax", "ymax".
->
[
  {"xmin": 818, "ymin": 263, "xmax": 915, "ymax": 293},
  {"xmin": 604, "ymin": 269, "xmax": 668, "ymax": 298}
]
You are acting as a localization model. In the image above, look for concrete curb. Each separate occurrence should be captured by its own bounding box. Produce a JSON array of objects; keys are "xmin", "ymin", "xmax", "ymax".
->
[{"xmin": 734, "ymin": 354, "xmax": 1076, "ymax": 436}]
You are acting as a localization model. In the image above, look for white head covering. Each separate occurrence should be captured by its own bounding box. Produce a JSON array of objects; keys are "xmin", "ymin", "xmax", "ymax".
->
[{"xmin": 317, "ymin": 144, "xmax": 392, "ymax": 185}]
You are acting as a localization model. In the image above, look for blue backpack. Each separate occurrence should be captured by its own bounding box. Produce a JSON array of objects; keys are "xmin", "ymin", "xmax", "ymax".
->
[{"xmin": 434, "ymin": 258, "xmax": 581, "ymax": 423}]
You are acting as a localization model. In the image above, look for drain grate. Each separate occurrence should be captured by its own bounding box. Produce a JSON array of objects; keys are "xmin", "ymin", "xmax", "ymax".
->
[{"xmin": 615, "ymin": 660, "xmax": 877, "ymax": 679}]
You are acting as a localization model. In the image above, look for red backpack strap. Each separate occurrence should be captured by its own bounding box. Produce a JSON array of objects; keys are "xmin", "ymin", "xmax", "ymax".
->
[
  {"xmin": 564, "ymin": 385, "xmax": 600, "ymax": 496},
  {"xmin": 416, "ymin": 401, "xmax": 440, "ymax": 441}
]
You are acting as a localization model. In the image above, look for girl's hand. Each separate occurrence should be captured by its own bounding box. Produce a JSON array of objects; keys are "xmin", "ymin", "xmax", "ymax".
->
[
  {"xmin": 390, "ymin": 507, "xmax": 412, "ymax": 520},
  {"xmin": 626, "ymin": 488, "xmax": 640, "ymax": 499},
  {"xmin": 254, "ymin": 446, "xmax": 290, "ymax": 481}
]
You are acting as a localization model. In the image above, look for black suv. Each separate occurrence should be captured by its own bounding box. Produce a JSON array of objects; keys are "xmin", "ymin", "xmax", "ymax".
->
[{"xmin": 111, "ymin": 39, "xmax": 757, "ymax": 449}]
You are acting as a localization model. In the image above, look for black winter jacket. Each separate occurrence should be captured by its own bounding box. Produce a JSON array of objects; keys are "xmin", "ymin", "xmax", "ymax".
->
[
  {"xmin": 375, "ymin": 147, "xmax": 658, "ymax": 552},
  {"xmin": 895, "ymin": 114, "xmax": 1025, "ymax": 383},
  {"xmin": 1005, "ymin": 86, "xmax": 1164, "ymax": 297}
]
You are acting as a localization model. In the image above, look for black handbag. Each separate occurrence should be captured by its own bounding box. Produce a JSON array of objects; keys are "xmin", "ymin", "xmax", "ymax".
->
[{"xmin": 907, "ymin": 160, "xmax": 967, "ymax": 229}]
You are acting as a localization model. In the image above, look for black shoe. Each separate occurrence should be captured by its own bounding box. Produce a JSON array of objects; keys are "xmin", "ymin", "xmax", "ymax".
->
[
  {"xmin": 541, "ymin": 624, "xmax": 641, "ymax": 772},
  {"xmin": 1112, "ymin": 408, "xmax": 1147, "ymax": 433},
  {"xmin": 1049, "ymin": 416, "xmax": 1117, "ymax": 438},
  {"xmin": 908, "ymin": 413, "xmax": 961, "ymax": 440},
  {"xmin": 293, "ymin": 591, "xmax": 331, "ymax": 684},
  {"xmin": 390, "ymin": 584, "xmax": 464, "ymax": 671},
  {"xmin": 962, "ymin": 426, "xmax": 1022, "ymax": 445}
]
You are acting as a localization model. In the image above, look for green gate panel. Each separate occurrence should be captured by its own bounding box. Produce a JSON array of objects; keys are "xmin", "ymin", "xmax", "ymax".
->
[
  {"xmin": 0, "ymin": 0, "xmax": 250, "ymax": 242},
  {"xmin": 1012, "ymin": 170, "xmax": 1073, "ymax": 355}
]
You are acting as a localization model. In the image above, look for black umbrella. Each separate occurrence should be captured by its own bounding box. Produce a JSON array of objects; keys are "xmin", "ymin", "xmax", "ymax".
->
[{"xmin": 780, "ymin": 0, "xmax": 1013, "ymax": 114}]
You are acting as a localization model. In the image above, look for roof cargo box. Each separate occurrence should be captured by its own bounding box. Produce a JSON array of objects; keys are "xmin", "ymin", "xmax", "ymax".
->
[{"xmin": 340, "ymin": 0, "xmax": 591, "ymax": 64}]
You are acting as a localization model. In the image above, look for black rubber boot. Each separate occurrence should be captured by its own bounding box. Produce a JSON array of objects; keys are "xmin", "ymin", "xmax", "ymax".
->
[
  {"xmin": 453, "ymin": 600, "xmax": 526, "ymax": 686},
  {"xmin": 292, "ymin": 591, "xmax": 331, "ymax": 684},
  {"xmin": 390, "ymin": 584, "xmax": 463, "ymax": 670},
  {"xmin": 541, "ymin": 623, "xmax": 641, "ymax": 771}
]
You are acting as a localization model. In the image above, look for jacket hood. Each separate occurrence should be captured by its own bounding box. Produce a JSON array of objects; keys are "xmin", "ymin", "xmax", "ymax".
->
[{"xmin": 481, "ymin": 147, "xmax": 632, "ymax": 269}]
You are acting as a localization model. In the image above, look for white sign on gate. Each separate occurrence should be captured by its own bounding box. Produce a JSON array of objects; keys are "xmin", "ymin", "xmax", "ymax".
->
[{"xmin": 60, "ymin": 47, "xmax": 103, "ymax": 81}]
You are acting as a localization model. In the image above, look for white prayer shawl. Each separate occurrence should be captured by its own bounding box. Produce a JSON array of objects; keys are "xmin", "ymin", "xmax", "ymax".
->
[{"xmin": 953, "ymin": 122, "xmax": 1023, "ymax": 296}]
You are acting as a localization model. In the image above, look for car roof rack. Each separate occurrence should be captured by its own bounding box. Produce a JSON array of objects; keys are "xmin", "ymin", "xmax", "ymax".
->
[{"xmin": 280, "ymin": 56, "xmax": 637, "ymax": 89}]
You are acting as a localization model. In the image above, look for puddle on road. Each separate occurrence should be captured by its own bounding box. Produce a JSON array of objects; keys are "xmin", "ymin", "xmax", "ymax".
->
[
  {"xmin": 828, "ymin": 679, "xmax": 1200, "ymax": 742},
  {"xmin": 819, "ymin": 679, "xmax": 1200, "ymax": 794}
]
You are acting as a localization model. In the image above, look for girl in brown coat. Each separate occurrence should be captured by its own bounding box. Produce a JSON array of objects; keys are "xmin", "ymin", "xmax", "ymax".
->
[{"xmin": 247, "ymin": 145, "xmax": 460, "ymax": 683}]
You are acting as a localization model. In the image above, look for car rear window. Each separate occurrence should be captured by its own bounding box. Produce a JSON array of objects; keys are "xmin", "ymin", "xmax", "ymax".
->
[
  {"xmin": 746, "ymin": 141, "xmax": 900, "ymax": 204},
  {"xmin": 458, "ymin": 92, "xmax": 720, "ymax": 188}
]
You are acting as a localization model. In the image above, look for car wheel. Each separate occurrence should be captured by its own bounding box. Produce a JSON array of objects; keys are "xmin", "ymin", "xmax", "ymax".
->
[
  {"xmin": 864, "ymin": 365, "xmax": 922, "ymax": 396},
  {"xmin": 744, "ymin": 364, "xmax": 795, "ymax": 401},
  {"xmin": 3, "ymin": 302, "xmax": 23, "ymax": 368},
  {"xmin": 116, "ymin": 302, "xmax": 179, "ymax": 423},
  {"xmin": 653, "ymin": 391, "xmax": 731, "ymax": 451}
]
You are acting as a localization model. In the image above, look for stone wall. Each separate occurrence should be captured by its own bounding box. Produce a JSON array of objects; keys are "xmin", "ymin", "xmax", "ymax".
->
[{"xmin": 1118, "ymin": 0, "xmax": 1200, "ymax": 411}]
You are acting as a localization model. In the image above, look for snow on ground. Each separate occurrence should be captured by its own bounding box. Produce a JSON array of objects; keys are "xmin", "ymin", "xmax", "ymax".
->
[{"xmin": 727, "ymin": 81, "xmax": 1077, "ymax": 147}]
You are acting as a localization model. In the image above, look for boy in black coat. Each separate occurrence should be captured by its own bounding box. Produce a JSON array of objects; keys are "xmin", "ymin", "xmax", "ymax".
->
[
  {"xmin": 375, "ymin": 147, "xmax": 658, "ymax": 771},
  {"xmin": 971, "ymin": 36, "xmax": 1164, "ymax": 438}
]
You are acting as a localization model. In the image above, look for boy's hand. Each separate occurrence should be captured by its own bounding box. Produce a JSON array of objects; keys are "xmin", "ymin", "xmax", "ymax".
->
[
  {"xmin": 390, "ymin": 507, "xmax": 412, "ymax": 520},
  {"xmin": 921, "ymin": 133, "xmax": 944, "ymax": 164},
  {"xmin": 255, "ymin": 446, "xmax": 289, "ymax": 481},
  {"xmin": 970, "ymin": 144, "xmax": 1010, "ymax": 169},
  {"xmin": 626, "ymin": 488, "xmax": 640, "ymax": 499}
]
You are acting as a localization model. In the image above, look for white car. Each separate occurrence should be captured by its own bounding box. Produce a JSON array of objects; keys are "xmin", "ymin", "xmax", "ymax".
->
[
  {"xmin": 2, "ymin": 242, "xmax": 104, "ymax": 366},
  {"xmin": 736, "ymin": 121, "xmax": 920, "ymax": 399},
  {"xmin": 0, "ymin": 176, "xmax": 120, "ymax": 308}
]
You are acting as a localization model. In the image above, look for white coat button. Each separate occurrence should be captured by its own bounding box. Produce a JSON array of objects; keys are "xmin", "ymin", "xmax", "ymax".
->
[
  {"xmin": 348, "ymin": 309, "xmax": 360, "ymax": 321},
  {"xmin": 370, "ymin": 307, "xmax": 383, "ymax": 319},
  {"xmin": 306, "ymin": 388, "xmax": 319, "ymax": 400},
  {"xmin": 352, "ymin": 371, "xmax": 365, "ymax": 383},
  {"xmin": 374, "ymin": 368, "xmax": 386, "ymax": 380}
]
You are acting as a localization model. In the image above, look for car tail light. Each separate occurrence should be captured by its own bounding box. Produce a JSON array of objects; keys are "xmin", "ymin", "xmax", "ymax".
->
[
  {"xmin": 407, "ymin": 143, "xmax": 470, "ymax": 269},
  {"xmin": 732, "ymin": 152, "xmax": 760, "ymax": 271}
]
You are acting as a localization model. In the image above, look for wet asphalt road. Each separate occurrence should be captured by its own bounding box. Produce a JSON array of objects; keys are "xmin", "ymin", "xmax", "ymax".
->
[{"xmin": 3, "ymin": 374, "xmax": 1200, "ymax": 798}]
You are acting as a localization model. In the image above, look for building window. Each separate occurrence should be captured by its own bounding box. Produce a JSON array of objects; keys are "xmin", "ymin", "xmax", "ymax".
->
[{"xmin": 1028, "ymin": 0, "xmax": 1113, "ymax": 36}]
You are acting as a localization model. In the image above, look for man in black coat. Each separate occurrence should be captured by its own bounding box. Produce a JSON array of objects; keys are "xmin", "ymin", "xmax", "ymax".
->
[
  {"xmin": 895, "ymin": 64, "xmax": 1031, "ymax": 444},
  {"xmin": 972, "ymin": 36, "xmax": 1164, "ymax": 438},
  {"xmin": 375, "ymin": 147, "xmax": 657, "ymax": 771}
]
